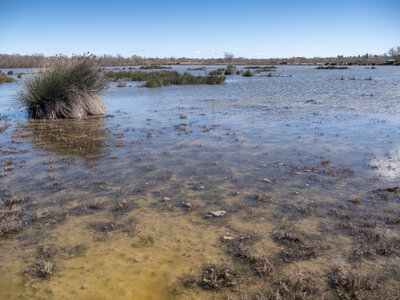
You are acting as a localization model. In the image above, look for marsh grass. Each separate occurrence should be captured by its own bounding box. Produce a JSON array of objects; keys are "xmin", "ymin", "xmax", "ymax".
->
[
  {"xmin": 316, "ymin": 66, "xmax": 348, "ymax": 70},
  {"xmin": 242, "ymin": 70, "xmax": 254, "ymax": 77},
  {"xmin": 208, "ymin": 68, "xmax": 225, "ymax": 76},
  {"xmin": 19, "ymin": 55, "xmax": 106, "ymax": 119},
  {"xmin": 104, "ymin": 70, "xmax": 225, "ymax": 87},
  {"xmin": 0, "ymin": 74, "xmax": 16, "ymax": 84},
  {"xmin": 139, "ymin": 65, "xmax": 171, "ymax": 70}
]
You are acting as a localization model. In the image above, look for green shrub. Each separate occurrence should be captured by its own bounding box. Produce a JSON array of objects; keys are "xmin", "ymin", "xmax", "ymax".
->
[{"xmin": 19, "ymin": 55, "xmax": 106, "ymax": 119}]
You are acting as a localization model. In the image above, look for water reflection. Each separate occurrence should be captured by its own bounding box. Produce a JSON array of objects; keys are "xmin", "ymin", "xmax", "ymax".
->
[{"xmin": 21, "ymin": 117, "xmax": 108, "ymax": 160}]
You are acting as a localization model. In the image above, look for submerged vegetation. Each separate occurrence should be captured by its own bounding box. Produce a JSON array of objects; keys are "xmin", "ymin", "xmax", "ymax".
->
[
  {"xmin": 104, "ymin": 70, "xmax": 225, "ymax": 87},
  {"xmin": 19, "ymin": 55, "xmax": 106, "ymax": 119}
]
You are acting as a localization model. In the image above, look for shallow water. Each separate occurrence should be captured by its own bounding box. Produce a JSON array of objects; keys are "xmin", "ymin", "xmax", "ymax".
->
[{"xmin": 1, "ymin": 66, "xmax": 400, "ymax": 299}]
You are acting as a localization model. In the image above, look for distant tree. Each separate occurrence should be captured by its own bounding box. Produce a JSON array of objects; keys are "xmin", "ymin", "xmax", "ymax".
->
[
  {"xmin": 224, "ymin": 52, "xmax": 235, "ymax": 61},
  {"xmin": 388, "ymin": 46, "xmax": 400, "ymax": 63}
]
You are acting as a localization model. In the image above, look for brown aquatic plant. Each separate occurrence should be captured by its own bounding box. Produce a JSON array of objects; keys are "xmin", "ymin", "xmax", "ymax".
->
[
  {"xmin": 328, "ymin": 265, "xmax": 378, "ymax": 299},
  {"xmin": 31, "ymin": 259, "xmax": 54, "ymax": 278},
  {"xmin": 182, "ymin": 262, "xmax": 236, "ymax": 290},
  {"xmin": 0, "ymin": 214, "xmax": 22, "ymax": 236},
  {"xmin": 114, "ymin": 200, "xmax": 128, "ymax": 212},
  {"xmin": 232, "ymin": 244, "xmax": 273, "ymax": 276},
  {"xmin": 270, "ymin": 270, "xmax": 319, "ymax": 300}
]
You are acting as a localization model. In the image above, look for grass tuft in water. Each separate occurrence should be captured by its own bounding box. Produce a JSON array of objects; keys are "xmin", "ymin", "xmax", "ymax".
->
[
  {"xmin": 19, "ymin": 55, "xmax": 106, "ymax": 119},
  {"xmin": 242, "ymin": 70, "xmax": 254, "ymax": 77}
]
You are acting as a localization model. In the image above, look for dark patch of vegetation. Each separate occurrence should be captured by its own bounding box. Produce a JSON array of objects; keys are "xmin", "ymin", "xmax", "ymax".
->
[
  {"xmin": 19, "ymin": 55, "xmax": 106, "ymax": 119},
  {"xmin": 139, "ymin": 65, "xmax": 171, "ymax": 70},
  {"xmin": 0, "ymin": 214, "xmax": 22, "ymax": 236},
  {"xmin": 273, "ymin": 227, "xmax": 322, "ymax": 261},
  {"xmin": 116, "ymin": 82, "xmax": 126, "ymax": 87},
  {"xmin": 182, "ymin": 262, "xmax": 237, "ymax": 290},
  {"xmin": 88, "ymin": 201, "xmax": 100, "ymax": 209},
  {"xmin": 329, "ymin": 265, "xmax": 378, "ymax": 299},
  {"xmin": 244, "ymin": 66, "xmax": 276, "ymax": 69},
  {"xmin": 0, "ymin": 195, "xmax": 29, "ymax": 236},
  {"xmin": 208, "ymin": 68, "xmax": 225, "ymax": 76},
  {"xmin": 270, "ymin": 270, "xmax": 319, "ymax": 300},
  {"xmin": 224, "ymin": 66, "xmax": 236, "ymax": 75},
  {"xmin": 104, "ymin": 70, "xmax": 225, "ymax": 87},
  {"xmin": 254, "ymin": 191, "xmax": 268, "ymax": 202},
  {"xmin": 242, "ymin": 70, "xmax": 254, "ymax": 77},
  {"xmin": 231, "ymin": 244, "xmax": 273, "ymax": 276},
  {"xmin": 316, "ymin": 66, "xmax": 348, "ymax": 69},
  {"xmin": 31, "ymin": 259, "xmax": 54, "ymax": 278},
  {"xmin": 114, "ymin": 200, "xmax": 128, "ymax": 212},
  {"xmin": 0, "ymin": 74, "xmax": 16, "ymax": 84},
  {"xmin": 187, "ymin": 67, "xmax": 205, "ymax": 70},
  {"xmin": 7, "ymin": 70, "xmax": 13, "ymax": 75}
]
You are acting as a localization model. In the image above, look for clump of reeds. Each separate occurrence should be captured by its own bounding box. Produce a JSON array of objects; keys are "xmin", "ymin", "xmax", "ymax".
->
[
  {"xmin": 242, "ymin": 70, "xmax": 254, "ymax": 77},
  {"xmin": 0, "ymin": 74, "xmax": 16, "ymax": 84},
  {"xmin": 104, "ymin": 70, "xmax": 225, "ymax": 87},
  {"xmin": 208, "ymin": 68, "xmax": 225, "ymax": 76},
  {"xmin": 19, "ymin": 55, "xmax": 106, "ymax": 119}
]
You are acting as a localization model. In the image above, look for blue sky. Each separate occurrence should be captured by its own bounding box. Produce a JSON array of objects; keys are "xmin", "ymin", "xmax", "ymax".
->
[{"xmin": 1, "ymin": 0, "xmax": 399, "ymax": 58}]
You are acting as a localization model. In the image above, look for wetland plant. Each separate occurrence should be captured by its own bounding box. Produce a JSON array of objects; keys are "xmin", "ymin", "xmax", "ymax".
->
[
  {"xmin": 19, "ymin": 55, "xmax": 106, "ymax": 119},
  {"xmin": 104, "ymin": 70, "xmax": 225, "ymax": 87},
  {"xmin": 31, "ymin": 259, "xmax": 54, "ymax": 278},
  {"xmin": 232, "ymin": 244, "xmax": 273, "ymax": 276},
  {"xmin": 328, "ymin": 265, "xmax": 378, "ymax": 299},
  {"xmin": 316, "ymin": 66, "xmax": 348, "ymax": 70},
  {"xmin": 0, "ymin": 73, "xmax": 16, "ymax": 84},
  {"xmin": 182, "ymin": 262, "xmax": 236, "ymax": 290},
  {"xmin": 208, "ymin": 68, "xmax": 225, "ymax": 76},
  {"xmin": 270, "ymin": 270, "xmax": 318, "ymax": 299},
  {"xmin": 242, "ymin": 70, "xmax": 254, "ymax": 77}
]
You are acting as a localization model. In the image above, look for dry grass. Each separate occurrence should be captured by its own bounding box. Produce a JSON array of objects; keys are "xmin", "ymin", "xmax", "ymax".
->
[
  {"xmin": 329, "ymin": 265, "xmax": 378, "ymax": 299},
  {"xmin": 182, "ymin": 262, "xmax": 236, "ymax": 290},
  {"xmin": 31, "ymin": 259, "xmax": 54, "ymax": 278}
]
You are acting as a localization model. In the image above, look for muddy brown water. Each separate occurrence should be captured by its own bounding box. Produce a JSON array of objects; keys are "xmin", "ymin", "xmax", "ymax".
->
[{"xmin": 0, "ymin": 66, "xmax": 400, "ymax": 299}]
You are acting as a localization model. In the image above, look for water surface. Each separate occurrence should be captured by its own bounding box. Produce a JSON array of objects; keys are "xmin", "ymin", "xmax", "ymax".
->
[{"xmin": 1, "ymin": 66, "xmax": 400, "ymax": 299}]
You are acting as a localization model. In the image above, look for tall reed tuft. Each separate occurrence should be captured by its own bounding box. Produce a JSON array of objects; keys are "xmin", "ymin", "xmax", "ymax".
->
[{"xmin": 19, "ymin": 55, "xmax": 107, "ymax": 119}]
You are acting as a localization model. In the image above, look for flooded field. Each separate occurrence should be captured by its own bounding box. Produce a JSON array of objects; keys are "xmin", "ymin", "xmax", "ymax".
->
[{"xmin": 1, "ymin": 66, "xmax": 400, "ymax": 299}]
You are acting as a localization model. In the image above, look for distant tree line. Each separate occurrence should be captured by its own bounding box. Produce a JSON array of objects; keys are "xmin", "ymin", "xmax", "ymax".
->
[{"xmin": 0, "ymin": 47, "xmax": 399, "ymax": 68}]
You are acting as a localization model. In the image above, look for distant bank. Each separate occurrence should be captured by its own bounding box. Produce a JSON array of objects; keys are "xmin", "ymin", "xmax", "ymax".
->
[{"xmin": 0, "ymin": 53, "xmax": 399, "ymax": 69}]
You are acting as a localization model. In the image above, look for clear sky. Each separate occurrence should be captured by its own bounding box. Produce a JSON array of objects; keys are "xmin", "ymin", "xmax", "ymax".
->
[{"xmin": 1, "ymin": 0, "xmax": 399, "ymax": 58}]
